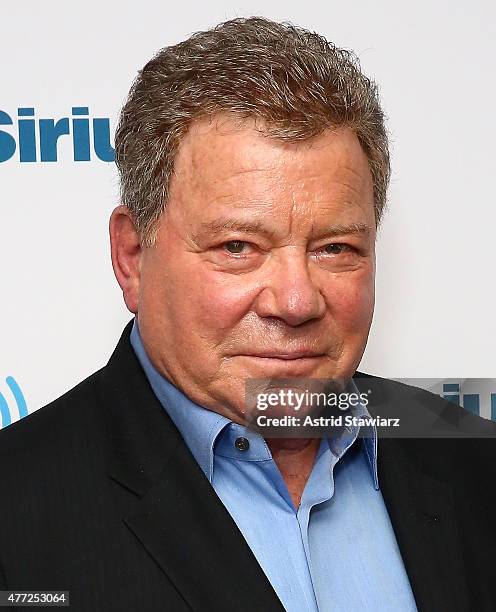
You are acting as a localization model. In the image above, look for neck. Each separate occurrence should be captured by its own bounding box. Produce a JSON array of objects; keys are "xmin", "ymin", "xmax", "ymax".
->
[{"xmin": 265, "ymin": 437, "xmax": 320, "ymax": 509}]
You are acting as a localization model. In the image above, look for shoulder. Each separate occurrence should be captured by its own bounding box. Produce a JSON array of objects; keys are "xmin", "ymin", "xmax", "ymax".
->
[
  {"xmin": 355, "ymin": 370, "xmax": 496, "ymax": 430},
  {"xmin": 0, "ymin": 368, "xmax": 106, "ymax": 475},
  {"xmin": 354, "ymin": 371, "xmax": 496, "ymax": 472},
  {"xmin": 0, "ymin": 367, "xmax": 114, "ymax": 553}
]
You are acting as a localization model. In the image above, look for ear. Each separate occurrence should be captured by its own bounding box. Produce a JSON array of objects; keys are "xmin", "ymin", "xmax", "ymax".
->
[{"xmin": 109, "ymin": 205, "xmax": 142, "ymax": 314}]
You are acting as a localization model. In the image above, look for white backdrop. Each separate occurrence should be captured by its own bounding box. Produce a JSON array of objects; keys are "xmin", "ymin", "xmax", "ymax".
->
[{"xmin": 1, "ymin": 0, "xmax": 495, "ymax": 424}]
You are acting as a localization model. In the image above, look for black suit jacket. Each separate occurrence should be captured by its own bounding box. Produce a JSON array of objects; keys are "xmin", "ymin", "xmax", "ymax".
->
[{"xmin": 0, "ymin": 322, "xmax": 495, "ymax": 611}]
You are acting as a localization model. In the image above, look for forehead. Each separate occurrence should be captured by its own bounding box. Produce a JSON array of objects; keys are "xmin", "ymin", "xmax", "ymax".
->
[{"xmin": 168, "ymin": 115, "xmax": 375, "ymax": 230}]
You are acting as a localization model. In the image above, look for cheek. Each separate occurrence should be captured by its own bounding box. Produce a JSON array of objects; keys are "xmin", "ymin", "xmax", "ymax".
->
[
  {"xmin": 157, "ymin": 245, "xmax": 256, "ymax": 338},
  {"xmin": 326, "ymin": 271, "xmax": 375, "ymax": 331},
  {"xmin": 190, "ymin": 272, "xmax": 257, "ymax": 333}
]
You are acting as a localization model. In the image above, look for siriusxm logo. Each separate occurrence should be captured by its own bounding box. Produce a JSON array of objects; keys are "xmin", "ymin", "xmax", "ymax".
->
[
  {"xmin": 0, "ymin": 376, "xmax": 28, "ymax": 429},
  {"xmin": 442, "ymin": 382, "xmax": 496, "ymax": 421},
  {"xmin": 0, "ymin": 107, "xmax": 115, "ymax": 163}
]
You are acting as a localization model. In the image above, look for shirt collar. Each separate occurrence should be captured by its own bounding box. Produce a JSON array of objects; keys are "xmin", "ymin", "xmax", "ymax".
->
[{"xmin": 130, "ymin": 318, "xmax": 378, "ymax": 489}]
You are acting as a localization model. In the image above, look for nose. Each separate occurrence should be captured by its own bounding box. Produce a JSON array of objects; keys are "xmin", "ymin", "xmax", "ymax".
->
[{"xmin": 253, "ymin": 248, "xmax": 326, "ymax": 326}]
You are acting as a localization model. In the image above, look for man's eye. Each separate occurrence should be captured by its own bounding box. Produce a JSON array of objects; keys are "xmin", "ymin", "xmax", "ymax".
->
[
  {"xmin": 324, "ymin": 243, "xmax": 348, "ymax": 255},
  {"xmin": 224, "ymin": 240, "xmax": 247, "ymax": 254}
]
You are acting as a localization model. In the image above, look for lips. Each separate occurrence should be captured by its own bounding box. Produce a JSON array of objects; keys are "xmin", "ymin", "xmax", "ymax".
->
[{"xmin": 241, "ymin": 351, "xmax": 325, "ymax": 360}]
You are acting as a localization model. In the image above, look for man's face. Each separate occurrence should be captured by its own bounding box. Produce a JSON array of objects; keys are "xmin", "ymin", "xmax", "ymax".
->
[{"xmin": 134, "ymin": 116, "xmax": 376, "ymax": 422}]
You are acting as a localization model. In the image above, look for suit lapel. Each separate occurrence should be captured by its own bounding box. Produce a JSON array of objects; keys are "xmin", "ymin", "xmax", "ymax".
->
[
  {"xmin": 101, "ymin": 322, "xmax": 284, "ymax": 612},
  {"xmin": 354, "ymin": 372, "xmax": 471, "ymax": 612},
  {"xmin": 377, "ymin": 437, "xmax": 470, "ymax": 612},
  {"xmin": 123, "ymin": 447, "xmax": 285, "ymax": 612}
]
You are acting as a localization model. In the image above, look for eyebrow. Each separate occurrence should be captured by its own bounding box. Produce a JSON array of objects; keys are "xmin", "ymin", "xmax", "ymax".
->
[
  {"xmin": 318, "ymin": 222, "xmax": 373, "ymax": 238},
  {"xmin": 192, "ymin": 219, "xmax": 278, "ymax": 241},
  {"xmin": 192, "ymin": 218, "xmax": 373, "ymax": 242}
]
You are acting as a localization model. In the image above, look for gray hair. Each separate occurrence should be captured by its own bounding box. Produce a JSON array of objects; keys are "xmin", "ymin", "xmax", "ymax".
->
[{"xmin": 115, "ymin": 16, "xmax": 390, "ymax": 246}]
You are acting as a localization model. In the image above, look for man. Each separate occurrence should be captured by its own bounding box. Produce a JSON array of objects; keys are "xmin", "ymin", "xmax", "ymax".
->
[{"xmin": 0, "ymin": 16, "xmax": 495, "ymax": 612}]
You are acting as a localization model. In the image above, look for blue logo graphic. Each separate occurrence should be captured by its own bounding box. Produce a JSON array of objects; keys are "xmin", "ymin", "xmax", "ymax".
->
[
  {"xmin": 0, "ymin": 376, "xmax": 28, "ymax": 429},
  {"xmin": 442, "ymin": 383, "xmax": 496, "ymax": 421},
  {"xmin": 0, "ymin": 107, "xmax": 114, "ymax": 163}
]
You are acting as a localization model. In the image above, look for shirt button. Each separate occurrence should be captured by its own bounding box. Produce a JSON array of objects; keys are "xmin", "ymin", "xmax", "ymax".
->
[{"xmin": 235, "ymin": 437, "xmax": 250, "ymax": 451}]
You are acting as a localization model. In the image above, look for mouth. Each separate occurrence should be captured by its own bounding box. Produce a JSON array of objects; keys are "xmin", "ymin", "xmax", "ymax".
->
[
  {"xmin": 239, "ymin": 352, "xmax": 326, "ymax": 361},
  {"xmin": 232, "ymin": 352, "xmax": 330, "ymax": 379}
]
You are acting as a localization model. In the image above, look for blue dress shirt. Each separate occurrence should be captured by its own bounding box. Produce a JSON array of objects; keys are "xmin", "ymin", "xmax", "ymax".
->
[{"xmin": 130, "ymin": 320, "xmax": 418, "ymax": 611}]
